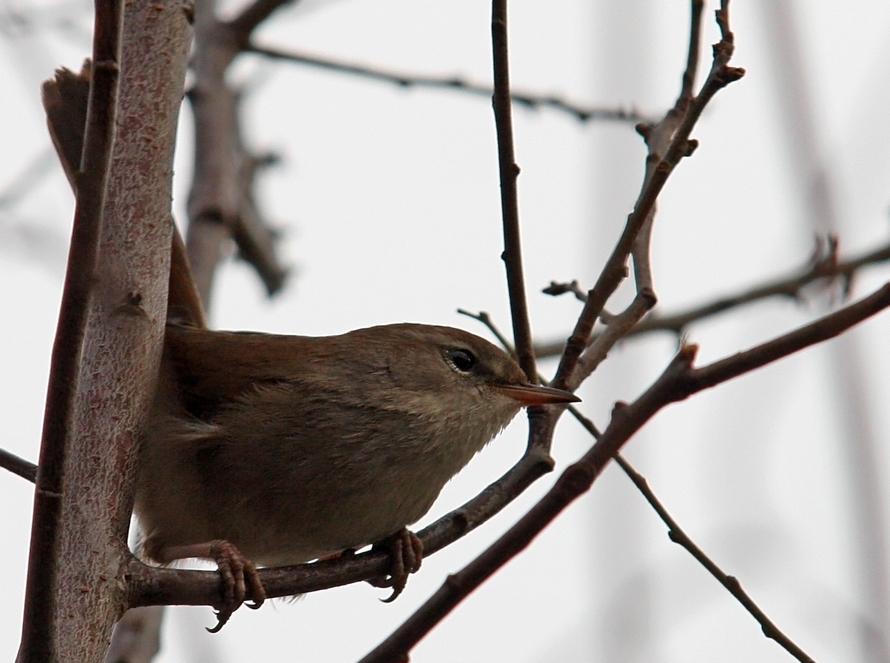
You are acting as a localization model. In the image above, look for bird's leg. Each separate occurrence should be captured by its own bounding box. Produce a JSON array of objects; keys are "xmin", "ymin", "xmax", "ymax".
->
[
  {"xmin": 147, "ymin": 539, "xmax": 266, "ymax": 632},
  {"xmin": 367, "ymin": 528, "xmax": 423, "ymax": 602}
]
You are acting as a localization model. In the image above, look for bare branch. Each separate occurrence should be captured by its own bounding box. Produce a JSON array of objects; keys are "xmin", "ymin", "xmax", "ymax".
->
[
  {"xmin": 576, "ymin": 288, "xmax": 656, "ymax": 378},
  {"xmin": 20, "ymin": 1, "xmax": 125, "ymax": 656},
  {"xmin": 0, "ymin": 447, "xmax": 38, "ymax": 483},
  {"xmin": 536, "ymin": 235, "xmax": 890, "ymax": 357},
  {"xmin": 542, "ymin": 279, "xmax": 588, "ymax": 302},
  {"xmin": 20, "ymin": 0, "xmax": 192, "ymax": 659},
  {"xmin": 613, "ymin": 454, "xmax": 816, "ymax": 663},
  {"xmin": 233, "ymin": 152, "xmax": 289, "ymax": 295},
  {"xmin": 456, "ymin": 309, "xmax": 516, "ymax": 357},
  {"xmin": 552, "ymin": 0, "xmax": 744, "ymax": 391},
  {"xmin": 633, "ymin": 237, "xmax": 877, "ymax": 335},
  {"xmin": 689, "ymin": 283, "xmax": 890, "ymax": 390},
  {"xmin": 680, "ymin": 0, "xmax": 705, "ymax": 99},
  {"xmin": 187, "ymin": 0, "xmax": 289, "ymax": 304},
  {"xmin": 568, "ymin": 403, "xmax": 814, "ymax": 660},
  {"xmin": 247, "ymin": 43, "xmax": 651, "ymax": 125},
  {"xmin": 558, "ymin": 0, "xmax": 707, "ymax": 388},
  {"xmin": 491, "ymin": 0, "xmax": 535, "ymax": 381}
]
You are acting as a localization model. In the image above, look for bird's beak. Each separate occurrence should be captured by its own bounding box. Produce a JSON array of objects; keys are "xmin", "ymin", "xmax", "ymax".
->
[{"xmin": 496, "ymin": 383, "xmax": 580, "ymax": 406}]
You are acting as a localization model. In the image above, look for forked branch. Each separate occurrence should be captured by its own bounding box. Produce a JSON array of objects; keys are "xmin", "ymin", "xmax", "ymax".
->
[{"xmin": 552, "ymin": 0, "xmax": 744, "ymax": 392}]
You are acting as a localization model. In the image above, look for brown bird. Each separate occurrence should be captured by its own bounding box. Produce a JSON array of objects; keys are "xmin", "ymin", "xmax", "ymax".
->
[{"xmin": 134, "ymin": 322, "xmax": 578, "ymax": 630}]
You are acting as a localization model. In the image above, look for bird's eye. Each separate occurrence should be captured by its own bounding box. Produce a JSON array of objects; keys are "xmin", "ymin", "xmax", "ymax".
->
[{"xmin": 447, "ymin": 348, "xmax": 478, "ymax": 373}]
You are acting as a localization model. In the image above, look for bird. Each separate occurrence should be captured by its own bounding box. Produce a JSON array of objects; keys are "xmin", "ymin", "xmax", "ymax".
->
[{"xmin": 134, "ymin": 321, "xmax": 578, "ymax": 630}]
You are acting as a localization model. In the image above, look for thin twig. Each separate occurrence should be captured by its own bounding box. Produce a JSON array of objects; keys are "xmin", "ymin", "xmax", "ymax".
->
[
  {"xmin": 359, "ymin": 281, "xmax": 890, "ymax": 663},
  {"xmin": 536, "ymin": 235, "xmax": 890, "ymax": 357},
  {"xmin": 612, "ymin": 454, "xmax": 816, "ymax": 663},
  {"xmin": 542, "ymin": 279, "xmax": 588, "ymax": 302},
  {"xmin": 456, "ymin": 309, "xmax": 515, "ymax": 357},
  {"xmin": 577, "ymin": 290, "xmax": 656, "ymax": 378},
  {"xmin": 568, "ymin": 405, "xmax": 812, "ymax": 659},
  {"xmin": 0, "ymin": 447, "xmax": 38, "ymax": 483},
  {"xmin": 247, "ymin": 43, "xmax": 650, "ymax": 125},
  {"xmin": 634, "ymin": 239, "xmax": 875, "ymax": 335},
  {"xmin": 491, "ymin": 0, "xmax": 535, "ymax": 382},
  {"xmin": 680, "ymin": 0, "xmax": 705, "ymax": 99}
]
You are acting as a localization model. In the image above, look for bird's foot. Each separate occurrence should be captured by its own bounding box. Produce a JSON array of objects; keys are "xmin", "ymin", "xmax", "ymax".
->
[
  {"xmin": 367, "ymin": 528, "xmax": 423, "ymax": 602},
  {"xmin": 205, "ymin": 539, "xmax": 266, "ymax": 632},
  {"xmin": 143, "ymin": 538, "xmax": 266, "ymax": 632}
]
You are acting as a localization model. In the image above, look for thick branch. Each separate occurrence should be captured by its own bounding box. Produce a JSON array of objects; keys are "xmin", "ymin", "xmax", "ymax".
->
[
  {"xmin": 19, "ymin": 1, "xmax": 192, "ymax": 660},
  {"xmin": 187, "ymin": 0, "xmax": 288, "ymax": 305},
  {"xmin": 19, "ymin": 2, "xmax": 124, "ymax": 658}
]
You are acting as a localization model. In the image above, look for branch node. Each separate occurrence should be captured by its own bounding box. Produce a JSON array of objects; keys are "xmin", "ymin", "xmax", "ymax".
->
[
  {"xmin": 92, "ymin": 60, "xmax": 120, "ymax": 73},
  {"xmin": 444, "ymin": 573, "xmax": 461, "ymax": 592},
  {"xmin": 638, "ymin": 286, "xmax": 658, "ymax": 308},
  {"xmin": 635, "ymin": 122, "xmax": 653, "ymax": 139}
]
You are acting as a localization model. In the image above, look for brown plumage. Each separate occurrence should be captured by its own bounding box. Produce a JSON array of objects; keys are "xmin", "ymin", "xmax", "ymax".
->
[{"xmin": 134, "ymin": 322, "xmax": 577, "ymax": 629}]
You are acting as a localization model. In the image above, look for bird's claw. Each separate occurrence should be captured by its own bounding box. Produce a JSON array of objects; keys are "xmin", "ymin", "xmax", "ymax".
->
[
  {"xmin": 206, "ymin": 539, "xmax": 266, "ymax": 633},
  {"xmin": 367, "ymin": 528, "xmax": 423, "ymax": 602}
]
